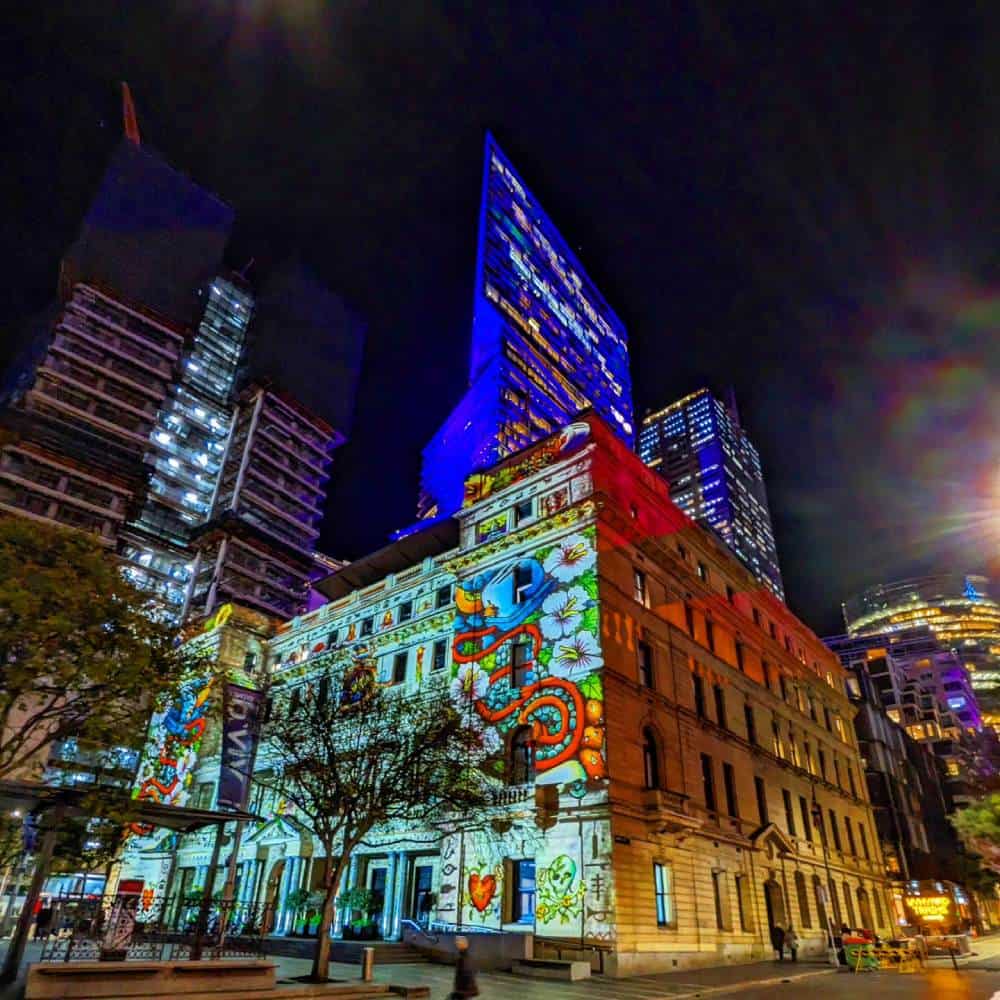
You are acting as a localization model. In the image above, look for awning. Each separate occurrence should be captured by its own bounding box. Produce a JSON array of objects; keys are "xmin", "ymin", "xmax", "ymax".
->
[{"xmin": 0, "ymin": 778, "xmax": 261, "ymax": 832}]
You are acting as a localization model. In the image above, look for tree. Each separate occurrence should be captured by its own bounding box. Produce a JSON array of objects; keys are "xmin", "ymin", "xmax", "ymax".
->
[
  {"xmin": 258, "ymin": 662, "xmax": 493, "ymax": 981},
  {"xmin": 952, "ymin": 795, "xmax": 1000, "ymax": 875},
  {"xmin": 0, "ymin": 518, "xmax": 188, "ymax": 781}
]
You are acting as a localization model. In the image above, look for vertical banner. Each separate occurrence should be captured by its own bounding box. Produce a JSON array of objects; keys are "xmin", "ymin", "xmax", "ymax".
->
[{"xmin": 218, "ymin": 683, "xmax": 263, "ymax": 810}]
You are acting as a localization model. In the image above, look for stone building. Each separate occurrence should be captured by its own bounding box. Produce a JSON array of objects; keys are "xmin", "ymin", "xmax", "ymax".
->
[{"xmin": 122, "ymin": 413, "xmax": 891, "ymax": 974}]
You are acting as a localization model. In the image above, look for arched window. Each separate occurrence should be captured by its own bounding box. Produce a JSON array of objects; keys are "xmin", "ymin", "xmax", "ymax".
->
[
  {"xmin": 642, "ymin": 729, "xmax": 661, "ymax": 790},
  {"xmin": 856, "ymin": 886, "xmax": 874, "ymax": 931},
  {"xmin": 843, "ymin": 880, "xmax": 856, "ymax": 928},
  {"xmin": 509, "ymin": 727, "xmax": 534, "ymax": 785},
  {"xmin": 795, "ymin": 871, "xmax": 811, "ymax": 927},
  {"xmin": 813, "ymin": 875, "xmax": 828, "ymax": 931}
]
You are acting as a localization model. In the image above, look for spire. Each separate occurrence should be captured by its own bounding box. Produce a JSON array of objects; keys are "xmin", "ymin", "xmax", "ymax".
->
[{"xmin": 121, "ymin": 82, "xmax": 141, "ymax": 145}]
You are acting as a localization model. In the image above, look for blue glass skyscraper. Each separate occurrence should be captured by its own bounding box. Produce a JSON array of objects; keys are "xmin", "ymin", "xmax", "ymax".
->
[
  {"xmin": 639, "ymin": 389, "xmax": 785, "ymax": 601},
  {"xmin": 418, "ymin": 134, "xmax": 633, "ymax": 517}
]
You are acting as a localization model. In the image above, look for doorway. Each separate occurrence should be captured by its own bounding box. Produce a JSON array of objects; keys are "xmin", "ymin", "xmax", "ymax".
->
[
  {"xmin": 368, "ymin": 866, "xmax": 388, "ymax": 938},
  {"xmin": 410, "ymin": 865, "xmax": 434, "ymax": 925},
  {"xmin": 764, "ymin": 879, "xmax": 786, "ymax": 934}
]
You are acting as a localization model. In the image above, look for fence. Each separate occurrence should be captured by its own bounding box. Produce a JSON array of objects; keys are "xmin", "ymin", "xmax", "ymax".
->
[{"xmin": 35, "ymin": 891, "xmax": 275, "ymax": 964}]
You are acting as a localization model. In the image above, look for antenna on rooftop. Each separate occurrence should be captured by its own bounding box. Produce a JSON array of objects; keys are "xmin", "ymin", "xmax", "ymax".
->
[{"xmin": 121, "ymin": 82, "xmax": 141, "ymax": 145}]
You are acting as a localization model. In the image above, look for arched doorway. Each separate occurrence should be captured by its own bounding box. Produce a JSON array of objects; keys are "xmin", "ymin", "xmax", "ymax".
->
[
  {"xmin": 857, "ymin": 887, "xmax": 874, "ymax": 931},
  {"xmin": 764, "ymin": 878, "xmax": 786, "ymax": 933}
]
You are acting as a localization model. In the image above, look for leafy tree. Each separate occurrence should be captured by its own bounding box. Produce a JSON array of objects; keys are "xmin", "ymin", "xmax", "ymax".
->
[
  {"xmin": 0, "ymin": 518, "xmax": 188, "ymax": 781},
  {"xmin": 258, "ymin": 663, "xmax": 493, "ymax": 981},
  {"xmin": 952, "ymin": 795, "xmax": 1000, "ymax": 874}
]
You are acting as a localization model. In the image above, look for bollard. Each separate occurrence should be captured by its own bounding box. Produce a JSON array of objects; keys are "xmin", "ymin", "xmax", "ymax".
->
[{"xmin": 361, "ymin": 945, "xmax": 375, "ymax": 982}]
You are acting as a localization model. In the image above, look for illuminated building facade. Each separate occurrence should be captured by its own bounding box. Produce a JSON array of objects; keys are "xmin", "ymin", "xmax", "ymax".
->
[
  {"xmin": 418, "ymin": 133, "xmax": 632, "ymax": 518},
  {"xmin": 183, "ymin": 383, "xmax": 341, "ymax": 621},
  {"xmin": 638, "ymin": 389, "xmax": 784, "ymax": 601},
  {"xmin": 120, "ymin": 277, "xmax": 254, "ymax": 608},
  {"xmin": 1, "ymin": 110, "xmax": 362, "ymax": 625},
  {"xmin": 125, "ymin": 414, "xmax": 893, "ymax": 973},
  {"xmin": 844, "ymin": 575, "xmax": 1000, "ymax": 726}
]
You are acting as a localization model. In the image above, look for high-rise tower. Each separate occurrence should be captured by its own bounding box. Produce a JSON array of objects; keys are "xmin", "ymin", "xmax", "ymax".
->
[
  {"xmin": 638, "ymin": 388, "xmax": 785, "ymax": 601},
  {"xmin": 418, "ymin": 133, "xmax": 632, "ymax": 518}
]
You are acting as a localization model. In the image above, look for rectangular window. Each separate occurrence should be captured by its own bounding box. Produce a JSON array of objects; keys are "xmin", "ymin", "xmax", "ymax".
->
[
  {"xmin": 514, "ymin": 499, "xmax": 533, "ymax": 525},
  {"xmin": 653, "ymin": 862, "xmax": 673, "ymax": 927},
  {"xmin": 779, "ymin": 675, "xmax": 788, "ymax": 702},
  {"xmin": 772, "ymin": 720, "xmax": 785, "ymax": 759},
  {"xmin": 753, "ymin": 607, "xmax": 762, "ymax": 627},
  {"xmin": 755, "ymin": 776, "xmax": 768, "ymax": 824},
  {"xmin": 858, "ymin": 822, "xmax": 870, "ymax": 860},
  {"xmin": 848, "ymin": 766, "xmax": 858, "ymax": 798},
  {"xmin": 744, "ymin": 704, "xmax": 757, "ymax": 745},
  {"xmin": 701, "ymin": 753, "xmax": 717, "ymax": 813},
  {"xmin": 819, "ymin": 749, "xmax": 827, "ymax": 780},
  {"xmin": 735, "ymin": 874, "xmax": 752, "ymax": 931},
  {"xmin": 769, "ymin": 621, "xmax": 776, "ymax": 640},
  {"xmin": 697, "ymin": 561, "xmax": 708, "ymax": 582},
  {"xmin": 511, "ymin": 641, "xmax": 531, "ymax": 687},
  {"xmin": 685, "ymin": 603, "xmax": 696, "ymax": 636},
  {"xmin": 511, "ymin": 860, "xmax": 536, "ymax": 923},
  {"xmin": 398, "ymin": 600, "xmax": 413, "ymax": 622},
  {"xmin": 834, "ymin": 757, "xmax": 842, "ymax": 788},
  {"xmin": 432, "ymin": 638, "xmax": 447, "ymax": 671},
  {"xmin": 392, "ymin": 651, "xmax": 407, "ymax": 685},
  {"xmin": 723, "ymin": 762, "xmax": 738, "ymax": 817},
  {"xmin": 783, "ymin": 789, "xmax": 797, "ymax": 836},
  {"xmin": 326, "ymin": 629, "xmax": 339, "ymax": 647},
  {"xmin": 726, "ymin": 584, "xmax": 736, "ymax": 605},
  {"xmin": 705, "ymin": 620, "xmax": 716, "ymax": 653},
  {"xmin": 845, "ymin": 816, "xmax": 857, "ymax": 856},
  {"xmin": 829, "ymin": 809, "xmax": 842, "ymax": 851},
  {"xmin": 361, "ymin": 616, "xmax": 374, "ymax": 637},
  {"xmin": 633, "ymin": 568, "xmax": 648, "ymax": 607},
  {"xmin": 713, "ymin": 684, "xmax": 727, "ymax": 729},
  {"xmin": 693, "ymin": 674, "xmax": 706, "ymax": 718},
  {"xmin": 513, "ymin": 565, "xmax": 534, "ymax": 604},
  {"xmin": 762, "ymin": 660, "xmax": 772, "ymax": 691},
  {"xmin": 712, "ymin": 870, "xmax": 729, "ymax": 930},
  {"xmin": 677, "ymin": 543, "xmax": 688, "ymax": 561},
  {"xmin": 799, "ymin": 796, "xmax": 813, "ymax": 841},
  {"xmin": 435, "ymin": 584, "xmax": 451, "ymax": 609},
  {"xmin": 824, "ymin": 706, "xmax": 833, "ymax": 731},
  {"xmin": 638, "ymin": 641, "xmax": 654, "ymax": 688},
  {"xmin": 735, "ymin": 641, "xmax": 745, "ymax": 673}
]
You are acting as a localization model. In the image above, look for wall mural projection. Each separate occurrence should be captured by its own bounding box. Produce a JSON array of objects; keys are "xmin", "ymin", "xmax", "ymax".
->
[
  {"xmin": 131, "ymin": 676, "xmax": 214, "ymax": 824},
  {"xmin": 536, "ymin": 853, "xmax": 585, "ymax": 925},
  {"xmin": 452, "ymin": 523, "xmax": 605, "ymax": 788}
]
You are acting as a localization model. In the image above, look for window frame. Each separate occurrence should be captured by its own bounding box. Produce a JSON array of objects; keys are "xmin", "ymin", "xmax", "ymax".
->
[{"xmin": 653, "ymin": 861, "xmax": 674, "ymax": 928}]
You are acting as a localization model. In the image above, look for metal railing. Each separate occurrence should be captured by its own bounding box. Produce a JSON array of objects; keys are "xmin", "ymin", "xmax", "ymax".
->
[{"xmin": 35, "ymin": 892, "xmax": 274, "ymax": 964}]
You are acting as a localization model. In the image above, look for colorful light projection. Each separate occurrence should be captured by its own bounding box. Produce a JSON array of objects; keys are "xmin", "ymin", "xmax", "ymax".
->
[
  {"xmin": 451, "ymin": 523, "xmax": 605, "ymax": 788},
  {"xmin": 132, "ymin": 676, "xmax": 214, "ymax": 818}
]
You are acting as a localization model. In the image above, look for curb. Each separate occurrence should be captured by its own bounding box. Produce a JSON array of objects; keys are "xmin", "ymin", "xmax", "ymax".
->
[{"xmin": 662, "ymin": 966, "xmax": 839, "ymax": 998}]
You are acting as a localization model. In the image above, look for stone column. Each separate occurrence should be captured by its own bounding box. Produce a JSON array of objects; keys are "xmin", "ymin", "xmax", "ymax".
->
[
  {"xmin": 382, "ymin": 854, "xmax": 397, "ymax": 939},
  {"xmin": 335, "ymin": 854, "xmax": 360, "ymax": 936}
]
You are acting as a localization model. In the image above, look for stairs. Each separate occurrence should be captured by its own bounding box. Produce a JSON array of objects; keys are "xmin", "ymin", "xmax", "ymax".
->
[{"xmin": 265, "ymin": 937, "xmax": 428, "ymax": 966}]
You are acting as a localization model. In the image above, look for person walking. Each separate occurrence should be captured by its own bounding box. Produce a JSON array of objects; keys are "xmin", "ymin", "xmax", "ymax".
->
[
  {"xmin": 450, "ymin": 935, "xmax": 479, "ymax": 998},
  {"xmin": 770, "ymin": 923, "xmax": 786, "ymax": 961},
  {"xmin": 785, "ymin": 925, "xmax": 799, "ymax": 962}
]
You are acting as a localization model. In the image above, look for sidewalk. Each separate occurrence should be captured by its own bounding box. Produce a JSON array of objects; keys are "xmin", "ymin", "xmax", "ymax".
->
[{"xmin": 270, "ymin": 953, "xmax": 838, "ymax": 999}]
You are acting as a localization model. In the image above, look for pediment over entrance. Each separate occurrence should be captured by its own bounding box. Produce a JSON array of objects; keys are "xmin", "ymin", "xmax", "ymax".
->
[
  {"xmin": 750, "ymin": 822, "xmax": 795, "ymax": 858},
  {"xmin": 244, "ymin": 815, "xmax": 315, "ymax": 855}
]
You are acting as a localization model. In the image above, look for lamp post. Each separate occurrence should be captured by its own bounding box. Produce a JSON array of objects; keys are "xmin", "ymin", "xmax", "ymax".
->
[{"xmin": 811, "ymin": 787, "xmax": 840, "ymax": 968}]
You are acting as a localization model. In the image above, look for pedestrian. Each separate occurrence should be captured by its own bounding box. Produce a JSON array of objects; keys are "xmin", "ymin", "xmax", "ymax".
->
[
  {"xmin": 785, "ymin": 925, "xmax": 799, "ymax": 962},
  {"xmin": 450, "ymin": 935, "xmax": 479, "ymax": 998},
  {"xmin": 770, "ymin": 923, "xmax": 786, "ymax": 961},
  {"xmin": 35, "ymin": 905, "xmax": 53, "ymax": 942}
]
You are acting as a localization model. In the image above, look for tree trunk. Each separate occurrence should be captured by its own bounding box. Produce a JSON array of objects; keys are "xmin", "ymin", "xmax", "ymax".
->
[{"xmin": 311, "ymin": 857, "xmax": 347, "ymax": 982}]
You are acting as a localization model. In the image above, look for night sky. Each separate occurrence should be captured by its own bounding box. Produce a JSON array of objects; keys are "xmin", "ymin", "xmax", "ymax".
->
[{"xmin": 3, "ymin": 3, "xmax": 998, "ymax": 636}]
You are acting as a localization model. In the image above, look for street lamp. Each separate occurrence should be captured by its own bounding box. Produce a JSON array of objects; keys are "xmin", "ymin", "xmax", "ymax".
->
[{"xmin": 811, "ymin": 786, "xmax": 841, "ymax": 968}]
